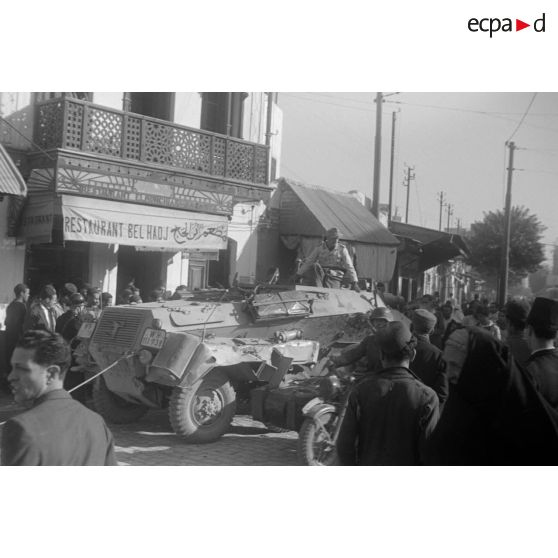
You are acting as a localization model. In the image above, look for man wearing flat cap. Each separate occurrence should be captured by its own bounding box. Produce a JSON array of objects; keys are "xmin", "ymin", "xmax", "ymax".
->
[
  {"xmin": 336, "ymin": 321, "xmax": 439, "ymax": 465},
  {"xmin": 296, "ymin": 227, "xmax": 360, "ymax": 292},
  {"xmin": 409, "ymin": 308, "xmax": 449, "ymax": 407},
  {"xmin": 525, "ymin": 297, "xmax": 558, "ymax": 410}
]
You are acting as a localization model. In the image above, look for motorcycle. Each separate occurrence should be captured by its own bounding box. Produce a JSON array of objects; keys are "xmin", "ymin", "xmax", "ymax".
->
[{"xmin": 297, "ymin": 364, "xmax": 366, "ymax": 466}]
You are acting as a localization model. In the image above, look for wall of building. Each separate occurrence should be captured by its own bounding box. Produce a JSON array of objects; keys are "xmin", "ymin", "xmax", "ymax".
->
[
  {"xmin": 88, "ymin": 243, "xmax": 118, "ymax": 298},
  {"xmin": 92, "ymin": 93, "xmax": 124, "ymax": 111},
  {"xmin": 229, "ymin": 201, "xmax": 266, "ymax": 284},
  {"xmin": 165, "ymin": 251, "xmax": 189, "ymax": 292},
  {"xmin": 0, "ymin": 197, "xmax": 26, "ymax": 326},
  {"xmin": 173, "ymin": 93, "xmax": 203, "ymax": 128}
]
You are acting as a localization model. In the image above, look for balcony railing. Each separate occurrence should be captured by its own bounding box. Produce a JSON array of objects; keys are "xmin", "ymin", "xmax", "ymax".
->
[{"xmin": 33, "ymin": 98, "xmax": 269, "ymax": 186}]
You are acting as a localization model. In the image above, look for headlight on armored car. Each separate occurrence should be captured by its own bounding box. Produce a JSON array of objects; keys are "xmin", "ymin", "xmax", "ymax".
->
[
  {"xmin": 138, "ymin": 349, "xmax": 153, "ymax": 366},
  {"xmin": 319, "ymin": 375, "xmax": 341, "ymax": 400}
]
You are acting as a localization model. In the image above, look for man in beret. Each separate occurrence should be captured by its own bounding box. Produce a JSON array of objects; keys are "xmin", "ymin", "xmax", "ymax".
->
[
  {"xmin": 504, "ymin": 299, "xmax": 531, "ymax": 368},
  {"xmin": 336, "ymin": 321, "xmax": 439, "ymax": 465},
  {"xmin": 329, "ymin": 307, "xmax": 393, "ymax": 373},
  {"xmin": 409, "ymin": 308, "xmax": 449, "ymax": 407},
  {"xmin": 296, "ymin": 227, "xmax": 360, "ymax": 292},
  {"xmin": 525, "ymin": 297, "xmax": 558, "ymax": 410}
]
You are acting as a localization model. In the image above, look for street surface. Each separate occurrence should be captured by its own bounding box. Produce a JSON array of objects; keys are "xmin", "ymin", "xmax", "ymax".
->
[{"xmin": 0, "ymin": 394, "xmax": 299, "ymax": 466}]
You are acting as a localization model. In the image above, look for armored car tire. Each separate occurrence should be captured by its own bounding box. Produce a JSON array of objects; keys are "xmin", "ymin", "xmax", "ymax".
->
[
  {"xmin": 298, "ymin": 413, "xmax": 339, "ymax": 466},
  {"xmin": 169, "ymin": 370, "xmax": 236, "ymax": 443},
  {"xmin": 92, "ymin": 377, "xmax": 150, "ymax": 424}
]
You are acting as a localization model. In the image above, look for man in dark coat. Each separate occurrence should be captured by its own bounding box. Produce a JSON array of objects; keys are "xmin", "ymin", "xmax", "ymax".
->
[
  {"xmin": 1, "ymin": 330, "xmax": 117, "ymax": 466},
  {"xmin": 409, "ymin": 309, "xmax": 449, "ymax": 407},
  {"xmin": 330, "ymin": 307, "xmax": 393, "ymax": 373},
  {"xmin": 504, "ymin": 299, "xmax": 531, "ymax": 368},
  {"xmin": 525, "ymin": 297, "xmax": 558, "ymax": 411},
  {"xmin": 424, "ymin": 326, "xmax": 558, "ymax": 465},
  {"xmin": 3, "ymin": 283, "xmax": 29, "ymax": 389},
  {"xmin": 336, "ymin": 321, "xmax": 439, "ymax": 465}
]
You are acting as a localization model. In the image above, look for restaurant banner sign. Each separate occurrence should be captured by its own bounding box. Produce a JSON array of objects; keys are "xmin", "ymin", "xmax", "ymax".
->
[{"xmin": 61, "ymin": 195, "xmax": 228, "ymax": 250}]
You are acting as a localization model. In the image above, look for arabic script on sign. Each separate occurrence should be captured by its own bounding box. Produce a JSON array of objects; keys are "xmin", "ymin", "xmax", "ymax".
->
[{"xmin": 171, "ymin": 223, "xmax": 228, "ymax": 245}]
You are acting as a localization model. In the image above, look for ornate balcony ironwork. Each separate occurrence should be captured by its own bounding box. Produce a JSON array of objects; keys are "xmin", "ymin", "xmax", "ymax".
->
[{"xmin": 33, "ymin": 98, "xmax": 269, "ymax": 186}]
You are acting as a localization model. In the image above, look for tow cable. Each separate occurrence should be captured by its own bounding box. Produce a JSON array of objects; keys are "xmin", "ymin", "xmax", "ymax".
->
[{"xmin": 0, "ymin": 352, "xmax": 135, "ymax": 427}]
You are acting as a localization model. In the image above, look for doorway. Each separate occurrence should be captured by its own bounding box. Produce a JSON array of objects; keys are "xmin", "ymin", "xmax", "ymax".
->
[{"xmin": 117, "ymin": 246, "xmax": 165, "ymax": 300}]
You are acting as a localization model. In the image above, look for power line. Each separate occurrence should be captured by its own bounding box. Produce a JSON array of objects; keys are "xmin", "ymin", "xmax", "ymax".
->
[
  {"xmin": 281, "ymin": 93, "xmax": 375, "ymax": 113},
  {"xmin": 507, "ymin": 93, "xmax": 538, "ymax": 142}
]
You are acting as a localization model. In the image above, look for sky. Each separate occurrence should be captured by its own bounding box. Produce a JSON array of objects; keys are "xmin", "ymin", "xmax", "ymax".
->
[{"xmin": 277, "ymin": 92, "xmax": 558, "ymax": 262}]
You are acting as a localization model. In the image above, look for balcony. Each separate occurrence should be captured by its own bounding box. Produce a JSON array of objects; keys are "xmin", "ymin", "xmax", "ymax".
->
[{"xmin": 32, "ymin": 97, "xmax": 269, "ymax": 187}]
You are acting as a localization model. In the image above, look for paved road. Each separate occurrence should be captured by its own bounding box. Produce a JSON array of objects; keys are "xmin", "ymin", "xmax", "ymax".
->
[{"xmin": 0, "ymin": 394, "xmax": 300, "ymax": 466}]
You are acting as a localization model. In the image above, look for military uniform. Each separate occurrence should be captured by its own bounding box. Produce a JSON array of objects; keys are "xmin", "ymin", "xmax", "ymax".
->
[
  {"xmin": 334, "ymin": 334, "xmax": 383, "ymax": 372},
  {"xmin": 1, "ymin": 389, "xmax": 117, "ymax": 466},
  {"xmin": 299, "ymin": 241, "xmax": 358, "ymax": 288},
  {"xmin": 336, "ymin": 366, "xmax": 439, "ymax": 465}
]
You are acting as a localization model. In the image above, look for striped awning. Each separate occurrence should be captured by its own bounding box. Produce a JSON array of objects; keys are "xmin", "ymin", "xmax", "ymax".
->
[{"xmin": 0, "ymin": 143, "xmax": 27, "ymax": 196}]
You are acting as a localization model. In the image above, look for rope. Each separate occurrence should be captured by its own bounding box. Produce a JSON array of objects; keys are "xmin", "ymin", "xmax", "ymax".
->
[{"xmin": 0, "ymin": 353, "xmax": 135, "ymax": 427}]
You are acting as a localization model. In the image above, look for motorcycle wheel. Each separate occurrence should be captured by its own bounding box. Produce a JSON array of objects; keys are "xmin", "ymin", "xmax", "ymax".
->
[{"xmin": 297, "ymin": 413, "xmax": 339, "ymax": 466}]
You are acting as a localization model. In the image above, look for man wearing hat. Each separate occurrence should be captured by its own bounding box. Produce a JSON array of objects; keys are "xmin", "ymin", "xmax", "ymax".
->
[
  {"xmin": 336, "ymin": 321, "xmax": 439, "ymax": 465},
  {"xmin": 329, "ymin": 307, "xmax": 393, "ymax": 373},
  {"xmin": 409, "ymin": 308, "xmax": 449, "ymax": 407},
  {"xmin": 296, "ymin": 227, "xmax": 360, "ymax": 291},
  {"xmin": 526, "ymin": 297, "xmax": 558, "ymax": 410}
]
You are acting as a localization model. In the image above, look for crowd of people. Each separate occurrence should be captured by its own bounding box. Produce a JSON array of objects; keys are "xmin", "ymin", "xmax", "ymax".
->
[
  {"xmin": 335, "ymin": 292, "xmax": 558, "ymax": 465},
  {"xmin": 1, "ymin": 270, "xmax": 558, "ymax": 466}
]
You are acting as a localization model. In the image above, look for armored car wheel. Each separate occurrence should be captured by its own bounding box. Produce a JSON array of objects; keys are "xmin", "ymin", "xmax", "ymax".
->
[
  {"xmin": 169, "ymin": 370, "xmax": 236, "ymax": 443},
  {"xmin": 92, "ymin": 377, "xmax": 149, "ymax": 424},
  {"xmin": 298, "ymin": 413, "xmax": 339, "ymax": 466}
]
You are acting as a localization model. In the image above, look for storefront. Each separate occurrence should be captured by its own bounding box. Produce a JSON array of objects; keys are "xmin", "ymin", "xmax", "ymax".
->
[{"xmin": 20, "ymin": 194, "xmax": 228, "ymax": 298}]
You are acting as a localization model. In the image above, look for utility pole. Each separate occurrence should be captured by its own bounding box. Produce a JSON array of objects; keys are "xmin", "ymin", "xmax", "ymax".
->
[
  {"xmin": 446, "ymin": 203, "xmax": 453, "ymax": 231},
  {"xmin": 499, "ymin": 141, "xmax": 516, "ymax": 306},
  {"xmin": 437, "ymin": 192, "xmax": 446, "ymax": 231},
  {"xmin": 387, "ymin": 111, "xmax": 397, "ymax": 225},
  {"xmin": 265, "ymin": 92, "xmax": 274, "ymax": 182},
  {"xmin": 372, "ymin": 92, "xmax": 383, "ymax": 218},
  {"xmin": 403, "ymin": 165, "xmax": 415, "ymax": 224}
]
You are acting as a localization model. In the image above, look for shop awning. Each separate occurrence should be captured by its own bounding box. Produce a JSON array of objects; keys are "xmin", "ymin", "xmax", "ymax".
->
[
  {"xmin": 390, "ymin": 222, "xmax": 470, "ymax": 272},
  {"xmin": 21, "ymin": 194, "xmax": 229, "ymax": 250},
  {"xmin": 0, "ymin": 143, "xmax": 27, "ymax": 196}
]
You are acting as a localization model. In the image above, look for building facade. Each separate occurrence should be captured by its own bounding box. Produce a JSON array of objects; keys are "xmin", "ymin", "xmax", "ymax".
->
[{"xmin": 0, "ymin": 92, "xmax": 282, "ymax": 307}]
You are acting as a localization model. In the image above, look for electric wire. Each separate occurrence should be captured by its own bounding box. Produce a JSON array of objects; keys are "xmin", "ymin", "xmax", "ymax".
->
[{"xmin": 507, "ymin": 93, "xmax": 538, "ymax": 143}]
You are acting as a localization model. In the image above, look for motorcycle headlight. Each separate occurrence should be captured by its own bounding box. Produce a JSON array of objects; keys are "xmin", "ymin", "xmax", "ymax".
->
[{"xmin": 319, "ymin": 375, "xmax": 341, "ymax": 400}]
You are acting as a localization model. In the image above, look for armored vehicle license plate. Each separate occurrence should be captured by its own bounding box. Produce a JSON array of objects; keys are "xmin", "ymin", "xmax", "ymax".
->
[
  {"xmin": 141, "ymin": 328, "xmax": 166, "ymax": 349},
  {"xmin": 77, "ymin": 322, "xmax": 96, "ymax": 339}
]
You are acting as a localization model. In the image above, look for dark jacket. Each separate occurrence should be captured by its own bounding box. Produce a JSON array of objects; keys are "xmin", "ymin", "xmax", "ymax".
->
[
  {"xmin": 505, "ymin": 331, "xmax": 531, "ymax": 368},
  {"xmin": 23, "ymin": 303, "xmax": 56, "ymax": 333},
  {"xmin": 410, "ymin": 335, "xmax": 449, "ymax": 406},
  {"xmin": 4, "ymin": 299, "xmax": 27, "ymax": 343},
  {"xmin": 424, "ymin": 328, "xmax": 558, "ymax": 465},
  {"xmin": 1, "ymin": 390, "xmax": 117, "ymax": 466},
  {"xmin": 526, "ymin": 348, "xmax": 558, "ymax": 411},
  {"xmin": 336, "ymin": 366, "xmax": 439, "ymax": 465},
  {"xmin": 335, "ymin": 334, "xmax": 383, "ymax": 372}
]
